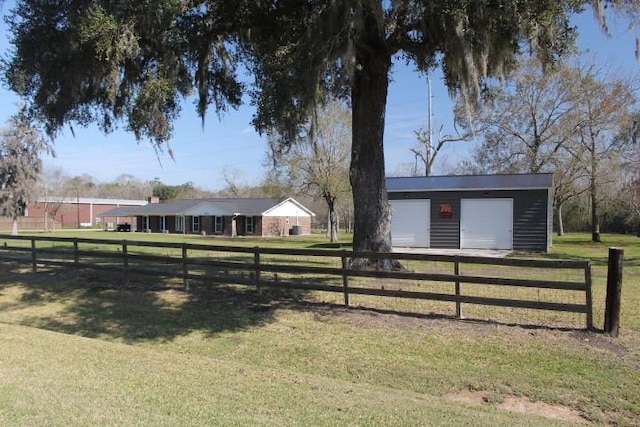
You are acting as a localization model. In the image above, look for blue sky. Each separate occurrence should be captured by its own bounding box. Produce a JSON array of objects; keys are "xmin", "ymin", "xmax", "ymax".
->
[{"xmin": 0, "ymin": 4, "xmax": 637, "ymax": 191}]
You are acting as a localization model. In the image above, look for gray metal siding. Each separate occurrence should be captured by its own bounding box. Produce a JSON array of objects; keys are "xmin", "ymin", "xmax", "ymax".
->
[
  {"xmin": 389, "ymin": 189, "xmax": 550, "ymax": 252},
  {"xmin": 429, "ymin": 195, "xmax": 460, "ymax": 249},
  {"xmin": 512, "ymin": 189, "xmax": 549, "ymax": 252}
]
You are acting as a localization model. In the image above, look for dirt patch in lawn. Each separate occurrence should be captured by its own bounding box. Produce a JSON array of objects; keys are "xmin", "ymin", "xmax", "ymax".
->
[
  {"xmin": 445, "ymin": 390, "xmax": 589, "ymax": 424},
  {"xmin": 498, "ymin": 396, "xmax": 588, "ymax": 424}
]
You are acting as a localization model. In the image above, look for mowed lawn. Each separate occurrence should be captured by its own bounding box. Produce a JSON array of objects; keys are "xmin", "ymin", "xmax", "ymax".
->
[{"xmin": 0, "ymin": 231, "xmax": 639, "ymax": 426}]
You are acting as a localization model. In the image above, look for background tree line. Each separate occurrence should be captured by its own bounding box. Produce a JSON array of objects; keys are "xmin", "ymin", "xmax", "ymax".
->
[{"xmin": 450, "ymin": 57, "xmax": 639, "ymax": 241}]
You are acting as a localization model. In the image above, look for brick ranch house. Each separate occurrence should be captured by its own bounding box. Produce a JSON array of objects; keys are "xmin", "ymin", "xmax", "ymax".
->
[{"xmin": 100, "ymin": 197, "xmax": 315, "ymax": 237}]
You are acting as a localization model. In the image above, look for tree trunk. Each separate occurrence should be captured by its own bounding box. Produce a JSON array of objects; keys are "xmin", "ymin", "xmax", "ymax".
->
[
  {"xmin": 325, "ymin": 209, "xmax": 330, "ymax": 239},
  {"xmin": 324, "ymin": 195, "xmax": 339, "ymax": 243},
  {"xmin": 590, "ymin": 143, "xmax": 601, "ymax": 242},
  {"xmin": 329, "ymin": 205, "xmax": 339, "ymax": 244},
  {"xmin": 556, "ymin": 201, "xmax": 564, "ymax": 236},
  {"xmin": 11, "ymin": 217, "xmax": 18, "ymax": 236},
  {"xmin": 591, "ymin": 179, "xmax": 601, "ymax": 242},
  {"xmin": 344, "ymin": 207, "xmax": 352, "ymax": 234},
  {"xmin": 349, "ymin": 6, "xmax": 400, "ymax": 270}
]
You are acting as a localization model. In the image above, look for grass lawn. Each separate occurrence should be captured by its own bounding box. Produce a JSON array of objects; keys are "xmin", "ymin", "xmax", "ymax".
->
[
  {"xmin": 544, "ymin": 233, "xmax": 640, "ymax": 333},
  {"xmin": 0, "ymin": 231, "xmax": 639, "ymax": 425}
]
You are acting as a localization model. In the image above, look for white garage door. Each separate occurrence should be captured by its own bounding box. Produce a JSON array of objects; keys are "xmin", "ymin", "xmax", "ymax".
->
[
  {"xmin": 461, "ymin": 199, "xmax": 513, "ymax": 250},
  {"xmin": 390, "ymin": 200, "xmax": 430, "ymax": 248}
]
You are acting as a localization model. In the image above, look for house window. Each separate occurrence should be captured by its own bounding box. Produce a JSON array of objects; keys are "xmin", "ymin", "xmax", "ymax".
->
[
  {"xmin": 214, "ymin": 216, "xmax": 223, "ymax": 233},
  {"xmin": 192, "ymin": 216, "xmax": 200, "ymax": 232},
  {"xmin": 246, "ymin": 216, "xmax": 254, "ymax": 234},
  {"xmin": 160, "ymin": 216, "xmax": 166, "ymax": 231},
  {"xmin": 142, "ymin": 216, "xmax": 149, "ymax": 231},
  {"xmin": 176, "ymin": 216, "xmax": 184, "ymax": 232}
]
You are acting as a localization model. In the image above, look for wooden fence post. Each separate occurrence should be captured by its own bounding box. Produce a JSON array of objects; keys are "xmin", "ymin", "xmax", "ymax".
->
[
  {"xmin": 584, "ymin": 262, "xmax": 593, "ymax": 331},
  {"xmin": 73, "ymin": 239, "xmax": 79, "ymax": 277},
  {"xmin": 604, "ymin": 247, "xmax": 624, "ymax": 337},
  {"xmin": 122, "ymin": 241, "xmax": 129, "ymax": 285},
  {"xmin": 454, "ymin": 258, "xmax": 463, "ymax": 319},
  {"xmin": 30, "ymin": 238, "xmax": 37, "ymax": 273},
  {"xmin": 182, "ymin": 244, "xmax": 189, "ymax": 291},
  {"xmin": 254, "ymin": 247, "xmax": 261, "ymax": 294},
  {"xmin": 341, "ymin": 253, "xmax": 350, "ymax": 307}
]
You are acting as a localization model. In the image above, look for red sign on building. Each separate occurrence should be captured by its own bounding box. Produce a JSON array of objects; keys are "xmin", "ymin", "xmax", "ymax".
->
[{"xmin": 440, "ymin": 203, "xmax": 453, "ymax": 218}]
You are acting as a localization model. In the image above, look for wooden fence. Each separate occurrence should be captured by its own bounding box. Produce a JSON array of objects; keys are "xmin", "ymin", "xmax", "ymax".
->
[{"xmin": 0, "ymin": 234, "xmax": 593, "ymax": 330}]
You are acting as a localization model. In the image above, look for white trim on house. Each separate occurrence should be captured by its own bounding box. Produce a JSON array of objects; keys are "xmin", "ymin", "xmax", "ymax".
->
[{"xmin": 261, "ymin": 197, "xmax": 315, "ymax": 217}]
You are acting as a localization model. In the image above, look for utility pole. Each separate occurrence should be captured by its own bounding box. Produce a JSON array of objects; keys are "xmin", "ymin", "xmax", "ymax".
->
[
  {"xmin": 411, "ymin": 74, "xmax": 474, "ymax": 177},
  {"xmin": 76, "ymin": 188, "xmax": 80, "ymax": 228},
  {"xmin": 427, "ymin": 74, "xmax": 433, "ymax": 176}
]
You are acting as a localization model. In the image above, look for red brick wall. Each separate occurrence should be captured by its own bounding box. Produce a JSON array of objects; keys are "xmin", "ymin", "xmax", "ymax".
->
[
  {"xmin": 261, "ymin": 216, "xmax": 311, "ymax": 236},
  {"xmin": 27, "ymin": 202, "xmax": 139, "ymax": 228}
]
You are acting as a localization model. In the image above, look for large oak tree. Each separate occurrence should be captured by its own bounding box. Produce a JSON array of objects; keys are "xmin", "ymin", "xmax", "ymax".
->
[{"xmin": 3, "ymin": 1, "xmax": 637, "ymax": 265}]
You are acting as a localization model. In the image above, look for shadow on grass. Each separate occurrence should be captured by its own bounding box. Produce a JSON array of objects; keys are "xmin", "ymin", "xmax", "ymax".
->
[
  {"xmin": 1, "ymin": 258, "xmax": 595, "ymax": 341},
  {"xmin": 307, "ymin": 242, "xmax": 352, "ymax": 249},
  {"xmin": 541, "ymin": 252, "xmax": 640, "ymax": 268},
  {"xmin": 284, "ymin": 300, "xmax": 589, "ymax": 333},
  {"xmin": 1, "ymin": 264, "xmax": 308, "ymax": 344},
  {"xmin": 541, "ymin": 252, "xmax": 607, "ymax": 265}
]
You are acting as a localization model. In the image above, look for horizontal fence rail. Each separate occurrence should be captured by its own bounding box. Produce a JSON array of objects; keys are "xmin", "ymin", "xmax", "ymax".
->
[{"xmin": 0, "ymin": 234, "xmax": 593, "ymax": 330}]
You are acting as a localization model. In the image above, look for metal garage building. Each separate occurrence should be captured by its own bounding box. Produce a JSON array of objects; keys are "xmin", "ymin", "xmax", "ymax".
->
[{"xmin": 387, "ymin": 173, "xmax": 553, "ymax": 252}]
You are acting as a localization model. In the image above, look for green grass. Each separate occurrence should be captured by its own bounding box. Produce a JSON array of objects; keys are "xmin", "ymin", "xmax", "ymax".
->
[
  {"xmin": 3, "ymin": 229, "xmax": 354, "ymax": 249},
  {"xmin": 2, "ymin": 321, "xmax": 586, "ymax": 427},
  {"xmin": 1, "ymin": 231, "xmax": 639, "ymax": 425},
  {"xmin": 546, "ymin": 232, "xmax": 640, "ymax": 264},
  {"xmin": 546, "ymin": 233, "xmax": 640, "ymax": 332}
]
